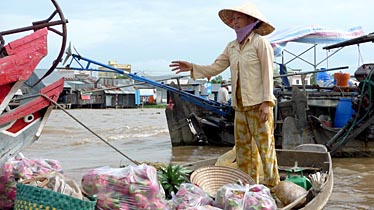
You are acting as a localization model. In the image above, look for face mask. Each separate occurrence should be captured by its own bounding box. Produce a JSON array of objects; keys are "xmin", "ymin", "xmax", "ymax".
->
[{"xmin": 235, "ymin": 20, "xmax": 260, "ymax": 43}]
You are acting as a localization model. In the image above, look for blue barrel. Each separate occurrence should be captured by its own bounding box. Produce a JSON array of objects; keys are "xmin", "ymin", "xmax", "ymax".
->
[
  {"xmin": 334, "ymin": 98, "xmax": 354, "ymax": 128},
  {"xmin": 317, "ymin": 69, "xmax": 330, "ymax": 82}
]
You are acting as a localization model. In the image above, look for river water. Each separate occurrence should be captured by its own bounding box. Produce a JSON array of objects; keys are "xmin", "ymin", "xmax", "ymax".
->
[{"xmin": 22, "ymin": 108, "xmax": 374, "ymax": 209}]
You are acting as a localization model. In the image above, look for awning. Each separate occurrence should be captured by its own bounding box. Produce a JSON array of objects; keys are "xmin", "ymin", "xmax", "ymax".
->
[{"xmin": 268, "ymin": 25, "xmax": 365, "ymax": 57}]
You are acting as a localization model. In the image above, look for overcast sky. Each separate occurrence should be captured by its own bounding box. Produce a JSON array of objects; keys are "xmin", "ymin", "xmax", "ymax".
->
[{"xmin": 1, "ymin": 0, "xmax": 373, "ymax": 79}]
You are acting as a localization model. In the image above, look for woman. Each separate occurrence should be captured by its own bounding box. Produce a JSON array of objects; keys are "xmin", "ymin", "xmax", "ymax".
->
[{"xmin": 169, "ymin": 2, "xmax": 279, "ymax": 188}]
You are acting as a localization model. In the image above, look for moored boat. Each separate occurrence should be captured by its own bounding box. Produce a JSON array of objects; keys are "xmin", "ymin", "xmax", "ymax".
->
[
  {"xmin": 165, "ymin": 63, "xmax": 374, "ymax": 157},
  {"xmin": 164, "ymin": 31, "xmax": 374, "ymax": 158}
]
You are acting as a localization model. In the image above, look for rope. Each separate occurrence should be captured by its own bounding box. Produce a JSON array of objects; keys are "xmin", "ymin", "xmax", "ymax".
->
[
  {"xmin": 357, "ymin": 44, "xmax": 364, "ymax": 67},
  {"xmin": 40, "ymin": 94, "xmax": 140, "ymax": 165}
]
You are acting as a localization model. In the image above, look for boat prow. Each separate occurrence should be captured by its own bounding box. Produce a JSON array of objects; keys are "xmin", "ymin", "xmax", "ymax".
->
[
  {"xmin": 0, "ymin": 28, "xmax": 48, "ymax": 113},
  {"xmin": 0, "ymin": 78, "xmax": 64, "ymax": 166}
]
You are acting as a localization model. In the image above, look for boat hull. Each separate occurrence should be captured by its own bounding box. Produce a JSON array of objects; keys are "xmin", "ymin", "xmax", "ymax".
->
[
  {"xmin": 0, "ymin": 79, "xmax": 64, "ymax": 166},
  {"xmin": 165, "ymin": 78, "xmax": 374, "ymax": 157},
  {"xmin": 165, "ymin": 83, "xmax": 235, "ymax": 146}
]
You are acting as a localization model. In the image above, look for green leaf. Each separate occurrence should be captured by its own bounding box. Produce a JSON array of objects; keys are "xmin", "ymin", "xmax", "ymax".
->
[{"xmin": 157, "ymin": 163, "xmax": 192, "ymax": 199}]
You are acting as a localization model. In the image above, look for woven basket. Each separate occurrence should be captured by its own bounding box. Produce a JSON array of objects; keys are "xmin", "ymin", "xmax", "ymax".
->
[
  {"xmin": 190, "ymin": 166, "xmax": 255, "ymax": 197},
  {"xmin": 14, "ymin": 183, "xmax": 96, "ymax": 210}
]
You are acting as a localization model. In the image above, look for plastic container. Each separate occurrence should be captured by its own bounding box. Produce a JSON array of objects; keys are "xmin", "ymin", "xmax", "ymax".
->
[
  {"xmin": 285, "ymin": 168, "xmax": 312, "ymax": 190},
  {"xmin": 317, "ymin": 69, "xmax": 330, "ymax": 82},
  {"xmin": 334, "ymin": 72, "xmax": 350, "ymax": 87},
  {"xmin": 334, "ymin": 98, "xmax": 355, "ymax": 128}
]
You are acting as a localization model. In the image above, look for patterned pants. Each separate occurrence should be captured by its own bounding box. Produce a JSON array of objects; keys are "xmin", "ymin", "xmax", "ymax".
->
[{"xmin": 234, "ymin": 105, "xmax": 280, "ymax": 187}]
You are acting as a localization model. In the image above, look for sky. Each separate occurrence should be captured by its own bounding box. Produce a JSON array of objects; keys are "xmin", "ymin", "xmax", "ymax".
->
[{"xmin": 1, "ymin": 0, "xmax": 374, "ymax": 79}]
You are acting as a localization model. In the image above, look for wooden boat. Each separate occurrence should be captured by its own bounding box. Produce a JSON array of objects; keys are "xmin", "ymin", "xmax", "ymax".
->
[
  {"xmin": 0, "ymin": 0, "xmax": 68, "ymax": 166},
  {"xmin": 183, "ymin": 144, "xmax": 334, "ymax": 210},
  {"xmin": 165, "ymin": 82, "xmax": 235, "ymax": 146}
]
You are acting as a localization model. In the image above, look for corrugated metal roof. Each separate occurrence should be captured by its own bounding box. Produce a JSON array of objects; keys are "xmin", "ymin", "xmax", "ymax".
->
[
  {"xmin": 66, "ymin": 81, "xmax": 86, "ymax": 85},
  {"xmin": 32, "ymin": 69, "xmax": 64, "ymax": 85},
  {"xmin": 104, "ymin": 89, "xmax": 134, "ymax": 94},
  {"xmin": 166, "ymin": 78, "xmax": 189, "ymax": 85}
]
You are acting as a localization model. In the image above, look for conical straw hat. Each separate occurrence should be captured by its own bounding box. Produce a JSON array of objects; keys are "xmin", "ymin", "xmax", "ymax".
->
[
  {"xmin": 219, "ymin": 2, "xmax": 275, "ymax": 36},
  {"xmin": 190, "ymin": 166, "xmax": 255, "ymax": 197}
]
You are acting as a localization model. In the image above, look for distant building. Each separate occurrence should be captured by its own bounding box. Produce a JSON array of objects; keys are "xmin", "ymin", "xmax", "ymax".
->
[
  {"xmin": 98, "ymin": 60, "xmax": 131, "ymax": 78},
  {"xmin": 290, "ymin": 74, "xmax": 311, "ymax": 85}
]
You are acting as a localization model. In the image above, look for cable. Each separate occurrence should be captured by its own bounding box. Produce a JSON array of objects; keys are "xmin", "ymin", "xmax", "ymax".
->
[{"xmin": 41, "ymin": 93, "xmax": 140, "ymax": 165}]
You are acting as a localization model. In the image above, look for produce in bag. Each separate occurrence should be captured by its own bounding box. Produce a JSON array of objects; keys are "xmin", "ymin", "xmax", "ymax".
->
[
  {"xmin": 170, "ymin": 183, "xmax": 213, "ymax": 209},
  {"xmin": 214, "ymin": 184, "xmax": 277, "ymax": 210},
  {"xmin": 242, "ymin": 185, "xmax": 276, "ymax": 210},
  {"xmin": 214, "ymin": 183, "xmax": 246, "ymax": 210},
  {"xmin": 81, "ymin": 164, "xmax": 168, "ymax": 210},
  {"xmin": 186, "ymin": 205, "xmax": 223, "ymax": 210},
  {"xmin": 0, "ymin": 157, "xmax": 62, "ymax": 210}
]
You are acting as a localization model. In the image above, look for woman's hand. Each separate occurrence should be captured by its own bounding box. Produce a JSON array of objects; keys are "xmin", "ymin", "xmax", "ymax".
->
[
  {"xmin": 259, "ymin": 101, "xmax": 271, "ymax": 123},
  {"xmin": 169, "ymin": 61, "xmax": 193, "ymax": 74}
]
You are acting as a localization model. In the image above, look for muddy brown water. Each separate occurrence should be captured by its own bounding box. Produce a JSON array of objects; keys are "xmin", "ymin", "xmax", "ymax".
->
[{"xmin": 22, "ymin": 108, "xmax": 374, "ymax": 209}]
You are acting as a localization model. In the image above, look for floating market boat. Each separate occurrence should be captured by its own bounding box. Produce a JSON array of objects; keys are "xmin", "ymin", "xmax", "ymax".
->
[
  {"xmin": 0, "ymin": 0, "xmax": 67, "ymax": 165},
  {"xmin": 184, "ymin": 144, "xmax": 334, "ymax": 210}
]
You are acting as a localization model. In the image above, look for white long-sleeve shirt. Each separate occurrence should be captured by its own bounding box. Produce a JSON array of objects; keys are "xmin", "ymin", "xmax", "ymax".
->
[{"xmin": 217, "ymin": 87, "xmax": 230, "ymax": 104}]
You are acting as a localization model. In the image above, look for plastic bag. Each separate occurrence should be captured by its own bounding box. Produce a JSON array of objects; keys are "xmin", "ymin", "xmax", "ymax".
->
[
  {"xmin": 186, "ymin": 205, "xmax": 223, "ymax": 210},
  {"xmin": 170, "ymin": 183, "xmax": 213, "ymax": 209},
  {"xmin": 242, "ymin": 185, "xmax": 277, "ymax": 210},
  {"xmin": 214, "ymin": 184, "xmax": 277, "ymax": 210},
  {"xmin": 214, "ymin": 183, "xmax": 246, "ymax": 209},
  {"xmin": 0, "ymin": 157, "xmax": 63, "ymax": 210},
  {"xmin": 81, "ymin": 164, "xmax": 168, "ymax": 210}
]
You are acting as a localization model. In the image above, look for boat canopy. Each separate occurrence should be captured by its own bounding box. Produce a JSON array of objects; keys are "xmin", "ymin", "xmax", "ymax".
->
[{"xmin": 268, "ymin": 25, "xmax": 365, "ymax": 57}]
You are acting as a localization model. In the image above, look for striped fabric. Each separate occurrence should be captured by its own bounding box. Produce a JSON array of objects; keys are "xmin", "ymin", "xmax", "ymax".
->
[{"xmin": 267, "ymin": 25, "xmax": 365, "ymax": 57}]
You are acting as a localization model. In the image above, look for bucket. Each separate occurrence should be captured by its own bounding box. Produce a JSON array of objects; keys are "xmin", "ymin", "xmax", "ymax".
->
[
  {"xmin": 334, "ymin": 98, "xmax": 354, "ymax": 128},
  {"xmin": 334, "ymin": 72, "xmax": 350, "ymax": 87}
]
